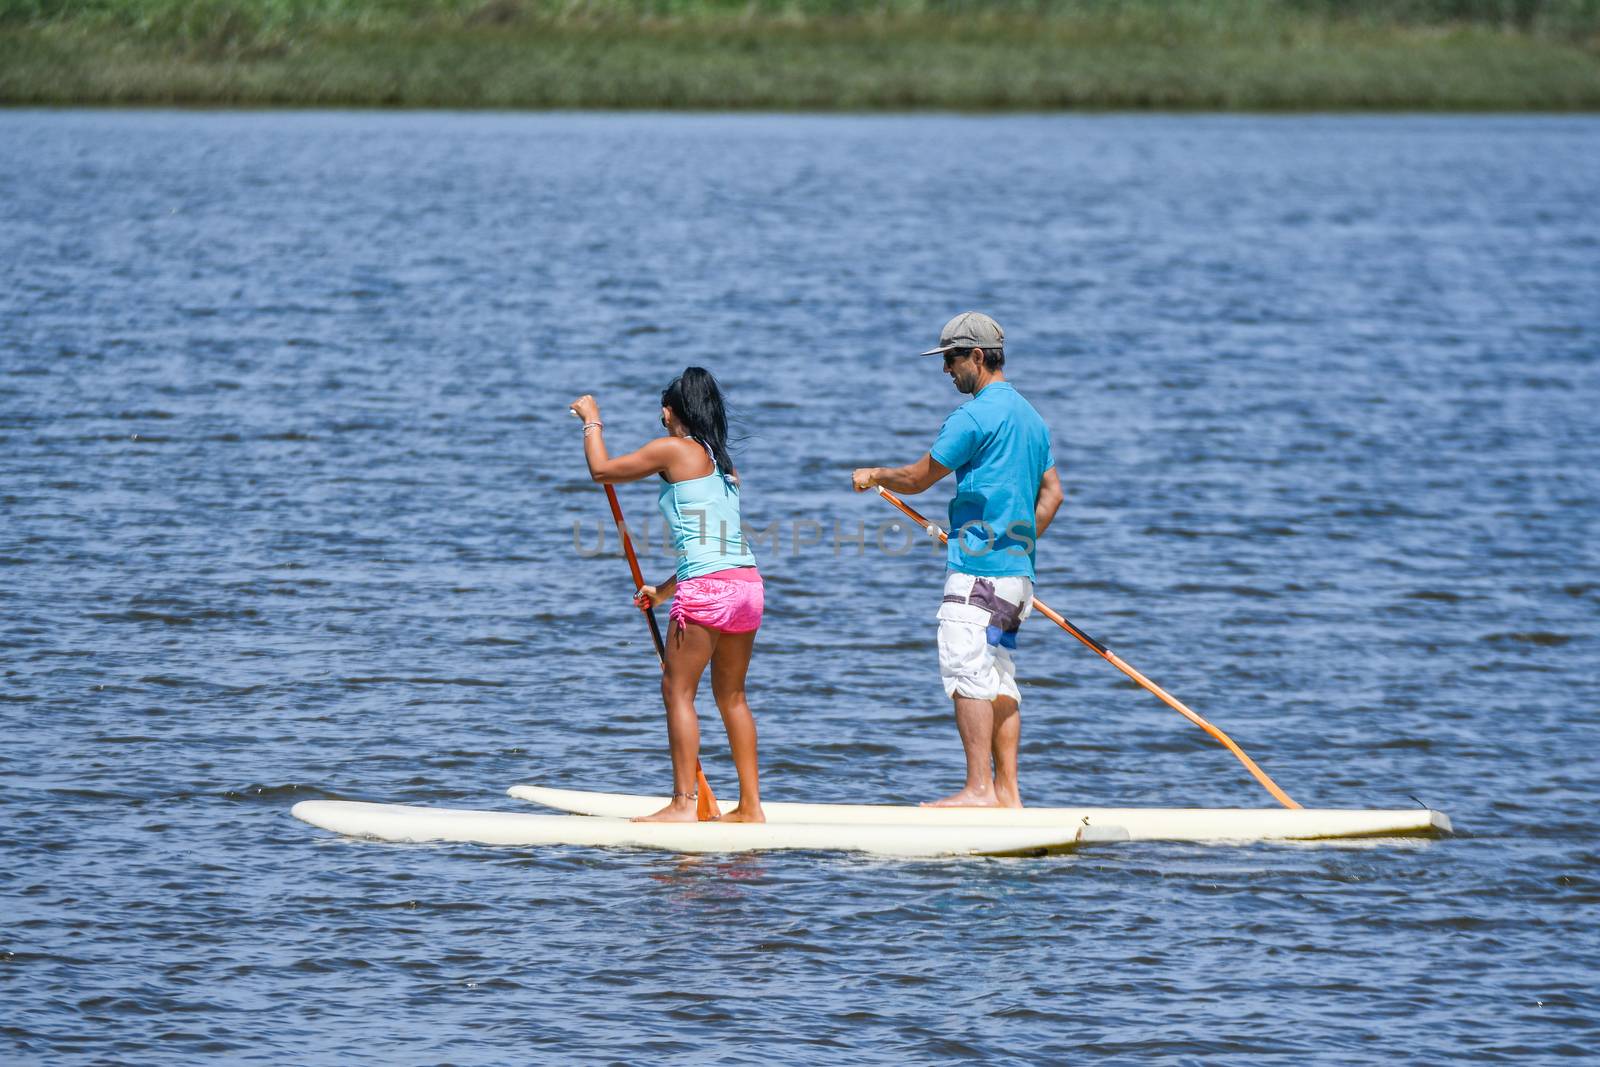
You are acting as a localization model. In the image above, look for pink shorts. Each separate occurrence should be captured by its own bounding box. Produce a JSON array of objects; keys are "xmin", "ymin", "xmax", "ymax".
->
[{"xmin": 669, "ymin": 567, "xmax": 764, "ymax": 634}]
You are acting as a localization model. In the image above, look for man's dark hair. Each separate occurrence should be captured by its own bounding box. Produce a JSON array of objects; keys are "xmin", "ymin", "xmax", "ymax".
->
[{"xmin": 950, "ymin": 346, "xmax": 1004, "ymax": 370}]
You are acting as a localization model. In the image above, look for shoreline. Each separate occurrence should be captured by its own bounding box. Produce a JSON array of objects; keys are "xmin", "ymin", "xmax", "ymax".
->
[{"xmin": 3, "ymin": 11, "xmax": 1598, "ymax": 112}]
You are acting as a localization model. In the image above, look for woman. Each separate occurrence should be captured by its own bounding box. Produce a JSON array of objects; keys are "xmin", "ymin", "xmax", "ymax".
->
[{"xmin": 569, "ymin": 368, "xmax": 765, "ymax": 824}]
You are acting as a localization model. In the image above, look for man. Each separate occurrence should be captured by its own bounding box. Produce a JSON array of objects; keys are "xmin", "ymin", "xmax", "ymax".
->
[{"xmin": 853, "ymin": 312, "xmax": 1063, "ymax": 808}]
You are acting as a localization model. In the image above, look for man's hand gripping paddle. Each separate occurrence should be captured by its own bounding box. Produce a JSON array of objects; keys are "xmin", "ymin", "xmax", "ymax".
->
[{"xmin": 873, "ymin": 486, "xmax": 1302, "ymax": 810}]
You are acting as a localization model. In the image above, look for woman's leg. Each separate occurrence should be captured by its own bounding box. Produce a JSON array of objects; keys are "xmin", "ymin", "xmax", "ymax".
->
[
  {"xmin": 710, "ymin": 628, "xmax": 763, "ymax": 822},
  {"xmin": 634, "ymin": 620, "xmax": 719, "ymax": 823}
]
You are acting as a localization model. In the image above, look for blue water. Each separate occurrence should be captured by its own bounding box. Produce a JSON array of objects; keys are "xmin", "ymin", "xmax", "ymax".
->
[{"xmin": 2, "ymin": 111, "xmax": 1598, "ymax": 1064}]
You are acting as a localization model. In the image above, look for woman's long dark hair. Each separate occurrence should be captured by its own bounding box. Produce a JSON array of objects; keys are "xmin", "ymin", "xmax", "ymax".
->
[{"xmin": 662, "ymin": 367, "xmax": 736, "ymax": 483}]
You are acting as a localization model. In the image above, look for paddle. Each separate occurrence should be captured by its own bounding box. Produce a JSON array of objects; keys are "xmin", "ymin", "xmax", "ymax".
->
[
  {"xmin": 575, "ymin": 412, "xmax": 719, "ymax": 821},
  {"xmin": 872, "ymin": 485, "xmax": 1302, "ymax": 810}
]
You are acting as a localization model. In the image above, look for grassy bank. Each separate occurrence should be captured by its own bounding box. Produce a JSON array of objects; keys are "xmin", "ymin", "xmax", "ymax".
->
[{"xmin": 3, "ymin": 1, "xmax": 1598, "ymax": 109}]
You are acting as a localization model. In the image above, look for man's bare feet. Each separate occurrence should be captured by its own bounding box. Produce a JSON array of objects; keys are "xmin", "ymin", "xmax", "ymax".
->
[
  {"xmin": 994, "ymin": 787, "xmax": 1024, "ymax": 809},
  {"xmin": 922, "ymin": 786, "xmax": 1000, "ymax": 808},
  {"xmin": 632, "ymin": 798, "xmax": 698, "ymax": 823},
  {"xmin": 718, "ymin": 803, "xmax": 765, "ymax": 823}
]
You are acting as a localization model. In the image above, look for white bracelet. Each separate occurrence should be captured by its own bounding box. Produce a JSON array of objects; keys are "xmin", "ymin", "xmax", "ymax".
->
[{"xmin": 582, "ymin": 421, "xmax": 603, "ymax": 434}]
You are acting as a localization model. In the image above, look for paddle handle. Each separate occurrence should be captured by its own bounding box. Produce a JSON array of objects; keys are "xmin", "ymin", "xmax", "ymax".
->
[{"xmin": 873, "ymin": 486, "xmax": 1302, "ymax": 810}]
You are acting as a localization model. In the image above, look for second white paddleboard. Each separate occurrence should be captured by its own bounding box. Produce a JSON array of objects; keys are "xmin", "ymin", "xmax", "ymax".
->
[{"xmin": 508, "ymin": 784, "xmax": 1451, "ymax": 841}]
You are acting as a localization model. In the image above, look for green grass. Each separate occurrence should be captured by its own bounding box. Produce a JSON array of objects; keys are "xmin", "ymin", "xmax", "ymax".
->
[{"xmin": 2, "ymin": 1, "xmax": 1598, "ymax": 109}]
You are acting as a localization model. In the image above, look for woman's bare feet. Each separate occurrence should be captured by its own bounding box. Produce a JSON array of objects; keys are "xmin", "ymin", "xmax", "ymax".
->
[
  {"xmin": 632, "ymin": 795, "xmax": 699, "ymax": 823},
  {"xmin": 718, "ymin": 802, "xmax": 765, "ymax": 823},
  {"xmin": 922, "ymin": 785, "xmax": 1000, "ymax": 808}
]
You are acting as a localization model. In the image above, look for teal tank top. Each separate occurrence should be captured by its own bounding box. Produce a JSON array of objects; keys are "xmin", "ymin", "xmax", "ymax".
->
[{"xmin": 658, "ymin": 450, "xmax": 756, "ymax": 582}]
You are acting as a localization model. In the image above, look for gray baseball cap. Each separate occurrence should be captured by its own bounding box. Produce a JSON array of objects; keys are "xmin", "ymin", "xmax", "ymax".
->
[{"xmin": 920, "ymin": 311, "xmax": 1004, "ymax": 356}]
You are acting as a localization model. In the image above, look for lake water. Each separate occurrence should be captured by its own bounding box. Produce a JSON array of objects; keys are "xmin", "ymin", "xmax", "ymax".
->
[{"xmin": 2, "ymin": 111, "xmax": 1597, "ymax": 1064}]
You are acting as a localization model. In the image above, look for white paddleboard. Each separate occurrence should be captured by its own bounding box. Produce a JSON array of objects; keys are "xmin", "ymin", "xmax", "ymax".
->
[
  {"xmin": 508, "ymin": 785, "xmax": 1452, "ymax": 842},
  {"xmin": 291, "ymin": 800, "xmax": 1098, "ymax": 857}
]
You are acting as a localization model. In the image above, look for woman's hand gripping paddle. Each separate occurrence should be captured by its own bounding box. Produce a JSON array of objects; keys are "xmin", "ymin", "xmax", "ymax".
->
[
  {"xmin": 873, "ymin": 486, "xmax": 1302, "ymax": 810},
  {"xmin": 573, "ymin": 409, "xmax": 719, "ymax": 819}
]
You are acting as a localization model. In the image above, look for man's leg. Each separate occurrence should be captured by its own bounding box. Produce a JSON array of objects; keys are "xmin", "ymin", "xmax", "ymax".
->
[
  {"xmin": 991, "ymin": 642, "xmax": 1023, "ymax": 807},
  {"xmin": 929, "ymin": 574, "xmax": 1005, "ymax": 808},
  {"xmin": 991, "ymin": 695, "xmax": 1021, "ymax": 808},
  {"xmin": 925, "ymin": 694, "xmax": 1000, "ymax": 807}
]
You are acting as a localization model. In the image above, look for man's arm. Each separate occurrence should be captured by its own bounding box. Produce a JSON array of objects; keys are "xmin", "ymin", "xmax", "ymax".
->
[
  {"xmin": 1034, "ymin": 466, "xmax": 1064, "ymax": 537},
  {"xmin": 852, "ymin": 453, "xmax": 951, "ymax": 495}
]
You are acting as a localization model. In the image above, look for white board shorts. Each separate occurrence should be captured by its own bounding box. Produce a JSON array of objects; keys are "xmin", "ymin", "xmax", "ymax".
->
[{"xmin": 937, "ymin": 572, "xmax": 1034, "ymax": 703}]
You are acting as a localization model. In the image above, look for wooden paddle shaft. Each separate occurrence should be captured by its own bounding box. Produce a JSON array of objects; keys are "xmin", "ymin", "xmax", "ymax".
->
[
  {"xmin": 603, "ymin": 484, "xmax": 667, "ymax": 662},
  {"xmin": 874, "ymin": 486, "xmax": 1302, "ymax": 810}
]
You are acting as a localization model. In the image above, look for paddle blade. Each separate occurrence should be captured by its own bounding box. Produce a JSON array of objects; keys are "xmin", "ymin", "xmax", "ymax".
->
[{"xmin": 696, "ymin": 764, "xmax": 719, "ymax": 821}]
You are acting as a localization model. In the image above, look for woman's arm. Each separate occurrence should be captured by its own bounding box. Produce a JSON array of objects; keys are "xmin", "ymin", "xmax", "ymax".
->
[
  {"xmin": 635, "ymin": 575, "xmax": 678, "ymax": 610},
  {"xmin": 584, "ymin": 435, "xmax": 682, "ymax": 485},
  {"xmin": 571, "ymin": 394, "xmax": 681, "ymax": 484}
]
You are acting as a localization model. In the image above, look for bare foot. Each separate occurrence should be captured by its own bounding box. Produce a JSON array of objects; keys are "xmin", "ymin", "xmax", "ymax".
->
[
  {"xmin": 922, "ymin": 786, "xmax": 1000, "ymax": 808},
  {"xmin": 632, "ymin": 800, "xmax": 698, "ymax": 823},
  {"xmin": 718, "ymin": 803, "xmax": 765, "ymax": 824},
  {"xmin": 994, "ymin": 787, "xmax": 1024, "ymax": 809}
]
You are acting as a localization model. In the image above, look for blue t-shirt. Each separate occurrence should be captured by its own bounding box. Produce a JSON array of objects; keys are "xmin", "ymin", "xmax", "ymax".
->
[{"xmin": 929, "ymin": 381, "xmax": 1055, "ymax": 579}]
